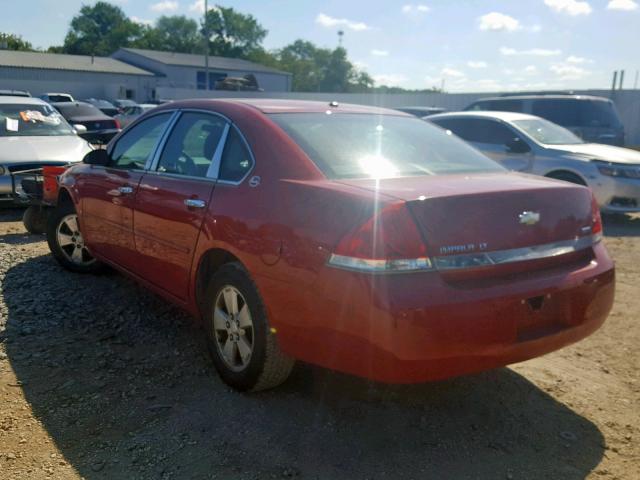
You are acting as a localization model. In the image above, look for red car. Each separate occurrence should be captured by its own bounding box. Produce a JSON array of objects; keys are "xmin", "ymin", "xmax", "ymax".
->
[{"xmin": 46, "ymin": 99, "xmax": 615, "ymax": 392}]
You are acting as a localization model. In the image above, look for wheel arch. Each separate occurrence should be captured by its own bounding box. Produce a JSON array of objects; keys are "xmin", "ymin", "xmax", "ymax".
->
[
  {"xmin": 194, "ymin": 248, "xmax": 245, "ymax": 315},
  {"xmin": 544, "ymin": 169, "xmax": 588, "ymax": 186},
  {"xmin": 57, "ymin": 186, "xmax": 74, "ymax": 207}
]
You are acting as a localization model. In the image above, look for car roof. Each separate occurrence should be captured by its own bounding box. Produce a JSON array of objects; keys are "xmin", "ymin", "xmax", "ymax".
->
[
  {"xmin": 429, "ymin": 111, "xmax": 540, "ymax": 122},
  {"xmin": 44, "ymin": 92, "xmax": 72, "ymax": 96},
  {"xmin": 0, "ymin": 96, "xmax": 48, "ymax": 105},
  {"xmin": 184, "ymin": 98, "xmax": 412, "ymax": 116},
  {"xmin": 471, "ymin": 94, "xmax": 611, "ymax": 103}
]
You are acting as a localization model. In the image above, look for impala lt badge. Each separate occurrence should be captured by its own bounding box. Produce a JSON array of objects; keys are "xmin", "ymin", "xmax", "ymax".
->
[{"xmin": 519, "ymin": 211, "xmax": 540, "ymax": 226}]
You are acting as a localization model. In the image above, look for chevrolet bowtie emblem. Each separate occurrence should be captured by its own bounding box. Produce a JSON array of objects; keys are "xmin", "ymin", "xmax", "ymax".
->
[{"xmin": 519, "ymin": 211, "xmax": 540, "ymax": 226}]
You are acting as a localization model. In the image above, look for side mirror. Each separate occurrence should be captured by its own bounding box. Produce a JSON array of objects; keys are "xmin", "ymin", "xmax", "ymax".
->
[
  {"xmin": 73, "ymin": 124, "xmax": 88, "ymax": 134},
  {"xmin": 83, "ymin": 148, "xmax": 110, "ymax": 166},
  {"xmin": 506, "ymin": 137, "xmax": 531, "ymax": 154}
]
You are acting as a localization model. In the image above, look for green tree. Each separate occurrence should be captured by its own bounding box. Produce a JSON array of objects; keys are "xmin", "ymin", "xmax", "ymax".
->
[
  {"xmin": 134, "ymin": 16, "xmax": 201, "ymax": 53},
  {"xmin": 61, "ymin": 1, "xmax": 142, "ymax": 56},
  {"xmin": 203, "ymin": 6, "xmax": 267, "ymax": 58},
  {"xmin": 0, "ymin": 33, "xmax": 34, "ymax": 51}
]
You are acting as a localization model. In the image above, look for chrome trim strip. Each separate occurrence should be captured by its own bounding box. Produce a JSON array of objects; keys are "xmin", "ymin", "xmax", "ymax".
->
[
  {"xmin": 147, "ymin": 110, "xmax": 182, "ymax": 171},
  {"xmin": 433, "ymin": 235, "xmax": 597, "ymax": 271},
  {"xmin": 206, "ymin": 123, "xmax": 230, "ymax": 179}
]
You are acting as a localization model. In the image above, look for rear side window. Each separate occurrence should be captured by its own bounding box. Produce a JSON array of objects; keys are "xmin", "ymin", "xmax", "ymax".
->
[
  {"xmin": 270, "ymin": 113, "xmax": 503, "ymax": 179},
  {"xmin": 157, "ymin": 112, "xmax": 226, "ymax": 178},
  {"xmin": 532, "ymin": 99, "xmax": 621, "ymax": 128},
  {"xmin": 218, "ymin": 128, "xmax": 253, "ymax": 182},
  {"xmin": 110, "ymin": 113, "xmax": 171, "ymax": 170},
  {"xmin": 433, "ymin": 118, "xmax": 517, "ymax": 145}
]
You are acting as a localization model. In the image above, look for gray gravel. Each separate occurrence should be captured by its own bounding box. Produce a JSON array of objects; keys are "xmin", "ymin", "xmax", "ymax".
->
[{"xmin": 0, "ymin": 208, "xmax": 622, "ymax": 479}]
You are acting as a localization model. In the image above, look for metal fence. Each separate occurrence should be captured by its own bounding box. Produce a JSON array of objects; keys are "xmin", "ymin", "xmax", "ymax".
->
[{"xmin": 157, "ymin": 87, "xmax": 640, "ymax": 146}]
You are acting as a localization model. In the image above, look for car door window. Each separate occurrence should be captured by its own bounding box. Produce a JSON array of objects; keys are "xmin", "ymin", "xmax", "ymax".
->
[
  {"xmin": 218, "ymin": 128, "xmax": 254, "ymax": 183},
  {"xmin": 109, "ymin": 113, "xmax": 172, "ymax": 170},
  {"xmin": 156, "ymin": 112, "xmax": 226, "ymax": 178}
]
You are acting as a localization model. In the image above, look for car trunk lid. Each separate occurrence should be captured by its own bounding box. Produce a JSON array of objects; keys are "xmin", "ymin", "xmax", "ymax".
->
[{"xmin": 336, "ymin": 173, "xmax": 595, "ymax": 263}]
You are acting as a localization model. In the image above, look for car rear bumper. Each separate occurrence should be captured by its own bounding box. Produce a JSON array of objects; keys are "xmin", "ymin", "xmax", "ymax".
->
[{"xmin": 265, "ymin": 241, "xmax": 615, "ymax": 383}]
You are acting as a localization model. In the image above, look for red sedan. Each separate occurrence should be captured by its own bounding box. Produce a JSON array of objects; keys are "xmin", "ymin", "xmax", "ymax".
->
[{"xmin": 46, "ymin": 99, "xmax": 615, "ymax": 391}]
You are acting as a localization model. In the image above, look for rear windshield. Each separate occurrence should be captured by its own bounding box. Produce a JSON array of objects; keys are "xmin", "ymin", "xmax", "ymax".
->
[
  {"xmin": 270, "ymin": 113, "xmax": 504, "ymax": 179},
  {"xmin": 531, "ymin": 99, "xmax": 622, "ymax": 128},
  {"xmin": 55, "ymin": 103, "xmax": 103, "ymax": 117},
  {"xmin": 513, "ymin": 118, "xmax": 584, "ymax": 145},
  {"xmin": 47, "ymin": 95, "xmax": 73, "ymax": 102},
  {"xmin": 0, "ymin": 103, "xmax": 74, "ymax": 137}
]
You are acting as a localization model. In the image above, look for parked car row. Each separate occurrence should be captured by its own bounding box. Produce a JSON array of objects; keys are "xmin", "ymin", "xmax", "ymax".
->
[{"xmin": 0, "ymin": 93, "xmax": 632, "ymax": 393}]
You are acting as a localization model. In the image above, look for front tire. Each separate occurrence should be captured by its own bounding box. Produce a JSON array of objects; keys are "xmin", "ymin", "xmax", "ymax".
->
[
  {"xmin": 23, "ymin": 205, "xmax": 47, "ymax": 235},
  {"xmin": 46, "ymin": 202, "xmax": 103, "ymax": 273},
  {"xmin": 203, "ymin": 262, "xmax": 295, "ymax": 392}
]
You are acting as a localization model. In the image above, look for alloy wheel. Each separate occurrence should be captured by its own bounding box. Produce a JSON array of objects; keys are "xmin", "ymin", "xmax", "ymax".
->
[
  {"xmin": 56, "ymin": 214, "xmax": 96, "ymax": 267},
  {"xmin": 213, "ymin": 285, "xmax": 255, "ymax": 372}
]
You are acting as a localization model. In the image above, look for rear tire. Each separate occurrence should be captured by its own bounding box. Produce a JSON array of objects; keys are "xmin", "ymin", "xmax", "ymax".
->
[
  {"xmin": 23, "ymin": 205, "xmax": 47, "ymax": 235},
  {"xmin": 203, "ymin": 262, "xmax": 295, "ymax": 392},
  {"xmin": 545, "ymin": 171, "xmax": 587, "ymax": 186},
  {"xmin": 46, "ymin": 202, "xmax": 103, "ymax": 274}
]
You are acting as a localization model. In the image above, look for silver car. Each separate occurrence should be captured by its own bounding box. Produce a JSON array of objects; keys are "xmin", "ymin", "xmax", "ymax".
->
[
  {"xmin": 0, "ymin": 96, "xmax": 92, "ymax": 203},
  {"xmin": 428, "ymin": 111, "xmax": 640, "ymax": 214}
]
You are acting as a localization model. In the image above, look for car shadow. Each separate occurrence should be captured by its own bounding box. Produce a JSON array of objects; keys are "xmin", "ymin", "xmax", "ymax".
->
[
  {"xmin": 602, "ymin": 213, "xmax": 640, "ymax": 237},
  {"xmin": 0, "ymin": 207, "xmax": 24, "ymax": 223},
  {"xmin": 2, "ymin": 254, "xmax": 605, "ymax": 480}
]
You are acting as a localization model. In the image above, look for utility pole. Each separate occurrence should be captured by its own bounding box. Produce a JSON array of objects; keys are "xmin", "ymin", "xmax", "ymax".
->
[
  {"xmin": 619, "ymin": 70, "xmax": 625, "ymax": 90},
  {"xmin": 204, "ymin": 0, "xmax": 209, "ymax": 90},
  {"xmin": 338, "ymin": 30, "xmax": 344, "ymax": 47},
  {"xmin": 634, "ymin": 70, "xmax": 639, "ymax": 90},
  {"xmin": 611, "ymin": 71, "xmax": 618, "ymax": 92}
]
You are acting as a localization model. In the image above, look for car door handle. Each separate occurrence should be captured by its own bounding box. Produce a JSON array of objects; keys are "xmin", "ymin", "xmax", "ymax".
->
[
  {"xmin": 118, "ymin": 186, "xmax": 134, "ymax": 195},
  {"xmin": 184, "ymin": 199, "xmax": 206, "ymax": 209}
]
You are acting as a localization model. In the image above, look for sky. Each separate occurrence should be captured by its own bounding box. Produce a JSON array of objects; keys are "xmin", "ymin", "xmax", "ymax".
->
[{"xmin": 1, "ymin": 0, "xmax": 639, "ymax": 92}]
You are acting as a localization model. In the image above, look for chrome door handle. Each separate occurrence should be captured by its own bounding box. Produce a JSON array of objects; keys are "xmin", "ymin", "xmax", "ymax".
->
[
  {"xmin": 118, "ymin": 186, "xmax": 134, "ymax": 194},
  {"xmin": 184, "ymin": 198, "xmax": 206, "ymax": 209}
]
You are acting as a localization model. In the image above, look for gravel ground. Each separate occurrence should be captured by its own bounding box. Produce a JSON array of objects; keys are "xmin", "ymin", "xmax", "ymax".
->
[{"xmin": 0, "ymin": 208, "xmax": 638, "ymax": 480}]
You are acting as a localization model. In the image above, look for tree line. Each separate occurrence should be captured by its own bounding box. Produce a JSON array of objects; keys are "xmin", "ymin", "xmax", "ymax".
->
[{"xmin": 0, "ymin": 2, "xmax": 438, "ymax": 93}]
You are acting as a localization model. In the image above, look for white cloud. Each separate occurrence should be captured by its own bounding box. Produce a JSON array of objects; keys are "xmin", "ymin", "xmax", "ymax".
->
[
  {"xmin": 371, "ymin": 49, "xmax": 389, "ymax": 56},
  {"xmin": 189, "ymin": 0, "xmax": 216, "ymax": 13},
  {"xmin": 151, "ymin": 1, "xmax": 179, "ymax": 12},
  {"xmin": 402, "ymin": 4, "xmax": 430, "ymax": 14},
  {"xmin": 467, "ymin": 61, "xmax": 488, "ymax": 68},
  {"xmin": 132, "ymin": 16, "xmax": 154, "ymax": 25},
  {"xmin": 544, "ymin": 0, "xmax": 592, "ymax": 16},
  {"xmin": 607, "ymin": 0, "xmax": 639, "ymax": 10},
  {"xmin": 441, "ymin": 67, "xmax": 465, "ymax": 78},
  {"xmin": 550, "ymin": 63, "xmax": 591, "ymax": 80},
  {"xmin": 524, "ymin": 65, "xmax": 538, "ymax": 74},
  {"xmin": 478, "ymin": 12, "xmax": 521, "ymax": 32},
  {"xmin": 500, "ymin": 46, "xmax": 562, "ymax": 56},
  {"xmin": 373, "ymin": 74, "xmax": 408, "ymax": 86},
  {"xmin": 315, "ymin": 13, "xmax": 370, "ymax": 31},
  {"xmin": 566, "ymin": 55, "xmax": 592, "ymax": 63}
]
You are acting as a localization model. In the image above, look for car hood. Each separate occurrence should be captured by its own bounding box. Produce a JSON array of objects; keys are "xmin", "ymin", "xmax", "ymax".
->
[
  {"xmin": 0, "ymin": 135, "xmax": 92, "ymax": 164},
  {"xmin": 549, "ymin": 143, "xmax": 640, "ymax": 164}
]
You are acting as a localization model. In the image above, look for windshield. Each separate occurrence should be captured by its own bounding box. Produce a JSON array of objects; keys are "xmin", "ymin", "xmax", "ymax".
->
[
  {"xmin": 0, "ymin": 103, "xmax": 75, "ymax": 137},
  {"xmin": 513, "ymin": 118, "xmax": 584, "ymax": 145},
  {"xmin": 270, "ymin": 113, "xmax": 504, "ymax": 179}
]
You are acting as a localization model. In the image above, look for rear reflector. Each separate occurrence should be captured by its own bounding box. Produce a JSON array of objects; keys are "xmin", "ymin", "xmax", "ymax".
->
[{"xmin": 328, "ymin": 202, "xmax": 432, "ymax": 273}]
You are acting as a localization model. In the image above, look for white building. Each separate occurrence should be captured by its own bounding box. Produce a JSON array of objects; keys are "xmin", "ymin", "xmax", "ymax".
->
[
  {"xmin": 0, "ymin": 50, "xmax": 156, "ymax": 102},
  {"xmin": 112, "ymin": 48, "xmax": 292, "ymax": 95}
]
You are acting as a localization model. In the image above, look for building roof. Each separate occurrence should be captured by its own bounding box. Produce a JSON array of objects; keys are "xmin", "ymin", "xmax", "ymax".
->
[
  {"xmin": 118, "ymin": 48, "xmax": 291, "ymax": 76},
  {"xmin": 0, "ymin": 50, "xmax": 154, "ymax": 76}
]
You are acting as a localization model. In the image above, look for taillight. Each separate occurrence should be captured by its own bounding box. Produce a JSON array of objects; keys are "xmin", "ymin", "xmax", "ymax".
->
[
  {"xmin": 328, "ymin": 202, "xmax": 432, "ymax": 273},
  {"xmin": 591, "ymin": 192, "xmax": 603, "ymax": 240},
  {"xmin": 114, "ymin": 118, "xmax": 121, "ymax": 129}
]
